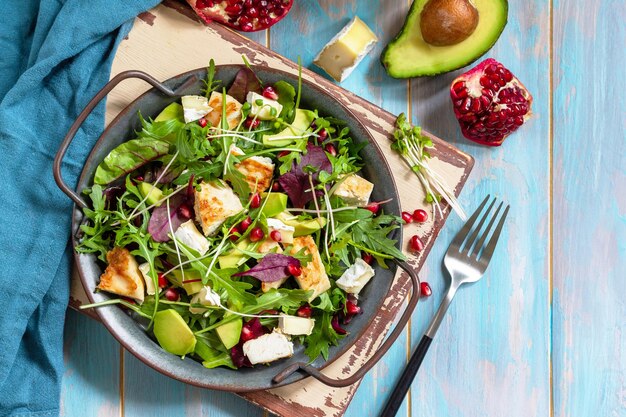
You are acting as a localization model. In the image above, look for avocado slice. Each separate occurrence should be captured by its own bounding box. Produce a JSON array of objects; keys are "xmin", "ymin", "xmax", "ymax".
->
[
  {"xmin": 153, "ymin": 309, "xmax": 197, "ymax": 356},
  {"xmin": 155, "ymin": 102, "xmax": 184, "ymax": 122},
  {"xmin": 169, "ymin": 270, "xmax": 204, "ymax": 295},
  {"xmin": 262, "ymin": 109, "xmax": 315, "ymax": 147},
  {"xmin": 218, "ymin": 239, "xmax": 252, "ymax": 269},
  {"xmin": 261, "ymin": 193, "xmax": 288, "ymax": 217},
  {"xmin": 275, "ymin": 212, "xmax": 327, "ymax": 237},
  {"xmin": 138, "ymin": 182, "xmax": 163, "ymax": 206},
  {"xmin": 215, "ymin": 317, "xmax": 243, "ymax": 349},
  {"xmin": 381, "ymin": 0, "xmax": 508, "ymax": 77}
]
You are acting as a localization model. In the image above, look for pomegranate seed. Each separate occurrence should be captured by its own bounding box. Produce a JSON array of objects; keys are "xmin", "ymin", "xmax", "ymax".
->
[
  {"xmin": 324, "ymin": 143, "xmax": 337, "ymax": 156},
  {"xmin": 135, "ymin": 175, "xmax": 144, "ymax": 182},
  {"xmin": 239, "ymin": 216, "xmax": 252, "ymax": 233},
  {"xmin": 296, "ymin": 305, "xmax": 312, "ymax": 318},
  {"xmin": 318, "ymin": 128, "xmax": 328, "ymax": 140},
  {"xmin": 287, "ymin": 264, "xmax": 302, "ymax": 277},
  {"xmin": 164, "ymin": 288, "xmax": 179, "ymax": 302},
  {"xmin": 401, "ymin": 211, "xmax": 413, "ymax": 224},
  {"xmin": 259, "ymin": 309, "xmax": 279, "ymax": 315},
  {"xmin": 345, "ymin": 300, "xmax": 361, "ymax": 315},
  {"xmin": 420, "ymin": 282, "xmax": 432, "ymax": 298},
  {"xmin": 244, "ymin": 117, "xmax": 260, "ymax": 129},
  {"xmin": 262, "ymin": 86, "xmax": 279, "ymax": 100},
  {"xmin": 364, "ymin": 202, "xmax": 380, "ymax": 215},
  {"xmin": 409, "ymin": 235, "xmax": 424, "ymax": 252},
  {"xmin": 240, "ymin": 22, "xmax": 253, "ymax": 31},
  {"xmin": 225, "ymin": 4, "xmax": 242, "ymax": 15},
  {"xmin": 271, "ymin": 182, "xmax": 281, "ymax": 192},
  {"xmin": 157, "ymin": 273, "xmax": 168, "ymax": 288},
  {"xmin": 331, "ymin": 315, "xmax": 347, "ymax": 335},
  {"xmin": 250, "ymin": 193, "xmax": 261, "ymax": 209},
  {"xmin": 277, "ymin": 150, "xmax": 290, "ymax": 158},
  {"xmin": 412, "ymin": 209, "xmax": 428, "ymax": 223},
  {"xmin": 247, "ymin": 7, "xmax": 259, "ymax": 17},
  {"xmin": 178, "ymin": 204, "xmax": 192, "ymax": 219},
  {"xmin": 362, "ymin": 252, "xmax": 374, "ymax": 264},
  {"xmin": 198, "ymin": 117, "xmax": 207, "ymax": 127},
  {"xmin": 269, "ymin": 230, "xmax": 282, "ymax": 242},
  {"xmin": 240, "ymin": 326, "xmax": 255, "ymax": 342},
  {"xmin": 249, "ymin": 227, "xmax": 264, "ymax": 242}
]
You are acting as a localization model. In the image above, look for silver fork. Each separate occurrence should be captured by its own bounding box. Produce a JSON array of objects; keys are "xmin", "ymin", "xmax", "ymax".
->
[{"xmin": 381, "ymin": 195, "xmax": 510, "ymax": 417}]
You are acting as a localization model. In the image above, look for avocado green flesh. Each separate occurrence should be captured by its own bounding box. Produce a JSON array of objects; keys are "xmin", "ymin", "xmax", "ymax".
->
[
  {"xmin": 138, "ymin": 182, "xmax": 163, "ymax": 206},
  {"xmin": 154, "ymin": 102, "xmax": 184, "ymax": 122},
  {"xmin": 169, "ymin": 270, "xmax": 204, "ymax": 295},
  {"xmin": 261, "ymin": 193, "xmax": 288, "ymax": 217},
  {"xmin": 153, "ymin": 309, "xmax": 197, "ymax": 356},
  {"xmin": 382, "ymin": 0, "xmax": 508, "ymax": 77},
  {"xmin": 263, "ymin": 109, "xmax": 315, "ymax": 147},
  {"xmin": 275, "ymin": 212, "xmax": 326, "ymax": 237},
  {"xmin": 215, "ymin": 318, "xmax": 243, "ymax": 349},
  {"xmin": 218, "ymin": 239, "xmax": 252, "ymax": 269}
]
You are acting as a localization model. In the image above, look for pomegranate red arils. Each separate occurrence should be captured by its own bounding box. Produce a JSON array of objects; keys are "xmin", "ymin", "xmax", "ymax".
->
[
  {"xmin": 345, "ymin": 299, "xmax": 361, "ymax": 316},
  {"xmin": 362, "ymin": 252, "xmax": 374, "ymax": 265},
  {"xmin": 331, "ymin": 314, "xmax": 347, "ymax": 335},
  {"xmin": 238, "ymin": 216, "xmax": 252, "ymax": 233},
  {"xmin": 287, "ymin": 264, "xmax": 302, "ymax": 277},
  {"xmin": 271, "ymin": 182, "xmax": 281, "ymax": 192},
  {"xmin": 178, "ymin": 204, "xmax": 192, "ymax": 220},
  {"xmin": 164, "ymin": 288, "xmax": 180, "ymax": 302},
  {"xmin": 450, "ymin": 58, "xmax": 533, "ymax": 146},
  {"xmin": 365, "ymin": 202, "xmax": 380, "ymax": 215},
  {"xmin": 412, "ymin": 209, "xmax": 428, "ymax": 223},
  {"xmin": 157, "ymin": 273, "xmax": 168, "ymax": 289},
  {"xmin": 269, "ymin": 230, "xmax": 282, "ymax": 242},
  {"xmin": 189, "ymin": 0, "xmax": 294, "ymax": 32},
  {"xmin": 198, "ymin": 117, "xmax": 208, "ymax": 128},
  {"xmin": 317, "ymin": 128, "xmax": 328, "ymax": 140},
  {"xmin": 277, "ymin": 150, "xmax": 290, "ymax": 158},
  {"xmin": 420, "ymin": 282, "xmax": 432, "ymax": 298},
  {"xmin": 409, "ymin": 235, "xmax": 424, "ymax": 252},
  {"xmin": 240, "ymin": 317, "xmax": 265, "ymax": 342},
  {"xmin": 296, "ymin": 305, "xmax": 312, "ymax": 318},
  {"xmin": 401, "ymin": 211, "xmax": 413, "ymax": 224},
  {"xmin": 324, "ymin": 143, "xmax": 337, "ymax": 157},
  {"xmin": 244, "ymin": 117, "xmax": 260, "ymax": 129},
  {"xmin": 262, "ymin": 86, "xmax": 279, "ymax": 100},
  {"xmin": 249, "ymin": 193, "xmax": 261, "ymax": 209},
  {"xmin": 249, "ymin": 227, "xmax": 264, "ymax": 242}
]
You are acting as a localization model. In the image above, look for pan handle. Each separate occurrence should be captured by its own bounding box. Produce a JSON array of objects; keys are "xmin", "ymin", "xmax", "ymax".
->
[
  {"xmin": 53, "ymin": 70, "xmax": 179, "ymax": 208},
  {"xmin": 272, "ymin": 259, "xmax": 421, "ymax": 388}
]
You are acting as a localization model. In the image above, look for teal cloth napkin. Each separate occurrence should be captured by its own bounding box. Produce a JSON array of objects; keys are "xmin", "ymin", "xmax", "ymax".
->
[{"xmin": 0, "ymin": 1, "xmax": 159, "ymax": 415}]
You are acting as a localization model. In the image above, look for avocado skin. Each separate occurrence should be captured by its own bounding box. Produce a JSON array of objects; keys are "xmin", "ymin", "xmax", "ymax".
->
[{"xmin": 381, "ymin": 0, "xmax": 508, "ymax": 78}]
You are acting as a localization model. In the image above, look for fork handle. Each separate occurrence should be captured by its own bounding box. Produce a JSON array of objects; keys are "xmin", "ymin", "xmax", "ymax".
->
[{"xmin": 380, "ymin": 335, "xmax": 433, "ymax": 417}]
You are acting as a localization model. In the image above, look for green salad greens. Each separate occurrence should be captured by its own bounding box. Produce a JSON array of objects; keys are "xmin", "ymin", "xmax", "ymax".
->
[{"xmin": 78, "ymin": 59, "xmax": 406, "ymax": 369}]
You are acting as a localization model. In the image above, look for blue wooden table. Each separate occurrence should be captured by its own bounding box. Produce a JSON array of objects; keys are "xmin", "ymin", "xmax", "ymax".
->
[{"xmin": 60, "ymin": 1, "xmax": 625, "ymax": 416}]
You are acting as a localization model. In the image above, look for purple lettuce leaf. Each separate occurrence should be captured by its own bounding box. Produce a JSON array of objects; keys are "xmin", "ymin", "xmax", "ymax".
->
[
  {"xmin": 227, "ymin": 67, "xmax": 262, "ymax": 103},
  {"xmin": 232, "ymin": 253, "xmax": 300, "ymax": 282},
  {"xmin": 147, "ymin": 192, "xmax": 194, "ymax": 242},
  {"xmin": 278, "ymin": 143, "xmax": 332, "ymax": 208}
]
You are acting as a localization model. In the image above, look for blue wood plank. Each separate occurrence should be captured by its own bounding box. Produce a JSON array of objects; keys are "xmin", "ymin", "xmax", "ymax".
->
[
  {"xmin": 407, "ymin": 0, "xmax": 552, "ymax": 415},
  {"xmin": 270, "ymin": 1, "xmax": 411, "ymax": 415},
  {"xmin": 61, "ymin": 310, "xmax": 121, "ymax": 416},
  {"xmin": 552, "ymin": 1, "xmax": 626, "ymax": 416}
]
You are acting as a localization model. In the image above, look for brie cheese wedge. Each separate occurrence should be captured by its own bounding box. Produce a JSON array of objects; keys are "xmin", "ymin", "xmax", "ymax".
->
[{"xmin": 335, "ymin": 258, "xmax": 375, "ymax": 295}]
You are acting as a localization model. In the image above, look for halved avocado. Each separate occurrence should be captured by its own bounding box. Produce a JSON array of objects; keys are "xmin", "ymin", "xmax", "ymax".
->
[{"xmin": 381, "ymin": 0, "xmax": 508, "ymax": 77}]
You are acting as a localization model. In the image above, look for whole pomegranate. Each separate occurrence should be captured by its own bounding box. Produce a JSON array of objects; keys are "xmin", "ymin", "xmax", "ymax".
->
[
  {"xmin": 188, "ymin": 0, "xmax": 293, "ymax": 32},
  {"xmin": 450, "ymin": 58, "xmax": 533, "ymax": 146}
]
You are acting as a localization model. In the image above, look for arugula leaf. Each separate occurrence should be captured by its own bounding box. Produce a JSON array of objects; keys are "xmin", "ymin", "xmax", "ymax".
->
[
  {"xmin": 195, "ymin": 339, "xmax": 236, "ymax": 369},
  {"xmin": 273, "ymin": 80, "xmax": 296, "ymax": 123},
  {"xmin": 304, "ymin": 311, "xmax": 345, "ymax": 361},
  {"xmin": 136, "ymin": 113, "xmax": 182, "ymax": 143},
  {"xmin": 202, "ymin": 59, "xmax": 221, "ymax": 98},
  {"xmin": 93, "ymin": 138, "xmax": 170, "ymax": 184},
  {"xmin": 351, "ymin": 217, "xmax": 406, "ymax": 261}
]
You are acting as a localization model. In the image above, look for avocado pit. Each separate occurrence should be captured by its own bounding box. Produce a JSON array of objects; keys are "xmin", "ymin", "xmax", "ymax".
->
[{"xmin": 420, "ymin": 0, "xmax": 479, "ymax": 46}]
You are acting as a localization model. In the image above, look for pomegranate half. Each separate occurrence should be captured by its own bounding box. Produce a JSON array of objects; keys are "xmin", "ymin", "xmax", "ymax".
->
[
  {"xmin": 188, "ymin": 0, "xmax": 293, "ymax": 32},
  {"xmin": 450, "ymin": 58, "xmax": 533, "ymax": 146}
]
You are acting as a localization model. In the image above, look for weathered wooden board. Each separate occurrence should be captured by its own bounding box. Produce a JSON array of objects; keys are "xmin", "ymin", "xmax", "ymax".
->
[
  {"xmin": 552, "ymin": 1, "xmax": 626, "ymax": 417},
  {"xmin": 64, "ymin": 1, "xmax": 472, "ymax": 417}
]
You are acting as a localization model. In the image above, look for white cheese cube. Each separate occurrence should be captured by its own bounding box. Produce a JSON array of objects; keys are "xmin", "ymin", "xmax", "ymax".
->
[
  {"xmin": 278, "ymin": 315, "xmax": 315, "ymax": 336},
  {"xmin": 242, "ymin": 331, "xmax": 294, "ymax": 365},
  {"xmin": 138, "ymin": 262, "xmax": 157, "ymax": 295},
  {"xmin": 266, "ymin": 218, "xmax": 295, "ymax": 244},
  {"xmin": 333, "ymin": 174, "xmax": 374, "ymax": 207},
  {"xmin": 174, "ymin": 220, "xmax": 210, "ymax": 256},
  {"xmin": 189, "ymin": 286, "xmax": 221, "ymax": 314},
  {"xmin": 181, "ymin": 95, "xmax": 212, "ymax": 123},
  {"xmin": 335, "ymin": 258, "xmax": 375, "ymax": 295},
  {"xmin": 246, "ymin": 91, "xmax": 283, "ymax": 120},
  {"xmin": 194, "ymin": 181, "xmax": 244, "ymax": 236},
  {"xmin": 314, "ymin": 16, "xmax": 378, "ymax": 83}
]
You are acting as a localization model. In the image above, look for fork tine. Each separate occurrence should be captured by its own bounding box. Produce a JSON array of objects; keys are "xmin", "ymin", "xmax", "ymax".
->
[
  {"xmin": 450, "ymin": 195, "xmax": 491, "ymax": 248},
  {"xmin": 469, "ymin": 201, "xmax": 503, "ymax": 257},
  {"xmin": 463, "ymin": 198, "xmax": 497, "ymax": 254},
  {"xmin": 478, "ymin": 205, "xmax": 510, "ymax": 262}
]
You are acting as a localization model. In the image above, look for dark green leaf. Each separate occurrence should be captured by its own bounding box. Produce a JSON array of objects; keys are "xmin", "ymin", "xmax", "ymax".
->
[{"xmin": 94, "ymin": 138, "xmax": 170, "ymax": 185}]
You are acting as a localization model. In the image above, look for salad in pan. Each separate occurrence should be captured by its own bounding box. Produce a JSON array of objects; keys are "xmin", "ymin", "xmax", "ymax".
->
[{"xmin": 79, "ymin": 61, "xmax": 406, "ymax": 369}]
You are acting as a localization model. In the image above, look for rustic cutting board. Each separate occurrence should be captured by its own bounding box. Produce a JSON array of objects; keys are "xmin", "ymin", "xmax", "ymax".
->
[{"xmin": 69, "ymin": 3, "xmax": 474, "ymax": 416}]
